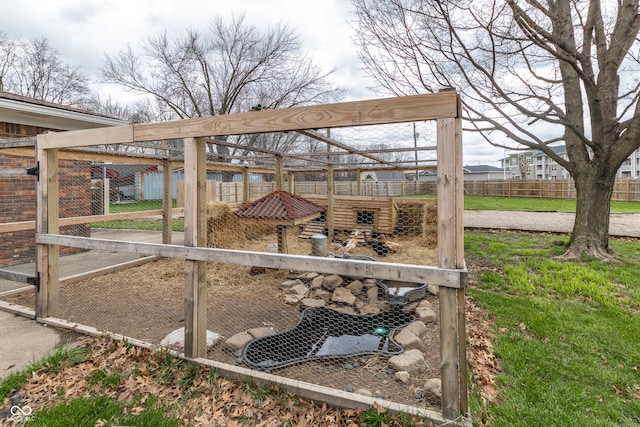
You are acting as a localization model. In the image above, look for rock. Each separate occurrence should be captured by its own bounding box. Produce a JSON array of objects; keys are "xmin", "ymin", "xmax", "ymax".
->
[
  {"xmin": 395, "ymin": 371, "xmax": 411, "ymax": 383},
  {"xmin": 288, "ymin": 283, "xmax": 309, "ymax": 297},
  {"xmin": 301, "ymin": 298, "xmax": 326, "ymax": 307},
  {"xmin": 280, "ymin": 279, "xmax": 302, "ymax": 289},
  {"xmin": 224, "ymin": 331, "xmax": 254, "ymax": 349},
  {"xmin": 323, "ymin": 274, "xmax": 344, "ymax": 290},
  {"xmin": 284, "ymin": 294, "xmax": 303, "ymax": 304},
  {"xmin": 417, "ymin": 299, "xmax": 433, "ymax": 309},
  {"xmin": 394, "ymin": 329, "xmax": 425, "ymax": 351},
  {"xmin": 305, "ymin": 272, "xmax": 320, "ymax": 279},
  {"xmin": 416, "ymin": 306, "xmax": 437, "ymax": 323},
  {"xmin": 359, "ymin": 301, "xmax": 387, "ymax": 314},
  {"xmin": 346, "ymin": 280, "xmax": 364, "ymax": 295},
  {"xmin": 247, "ymin": 326, "xmax": 276, "ymax": 338},
  {"xmin": 401, "ymin": 301, "xmax": 419, "ymax": 313},
  {"xmin": 403, "ymin": 320, "xmax": 428, "ymax": 338},
  {"xmin": 363, "ymin": 278, "xmax": 378, "ymax": 288},
  {"xmin": 388, "ymin": 349, "xmax": 426, "ymax": 375},
  {"xmin": 309, "ymin": 289, "xmax": 331, "ymax": 301},
  {"xmin": 160, "ymin": 327, "xmax": 222, "ymax": 350},
  {"xmin": 354, "ymin": 388, "xmax": 373, "ymax": 397},
  {"xmin": 331, "ymin": 305, "xmax": 358, "ymax": 315},
  {"xmin": 423, "ymin": 378, "xmax": 442, "ymax": 405},
  {"xmin": 310, "ymin": 276, "xmax": 325, "ymax": 289},
  {"xmin": 366, "ymin": 286, "xmax": 379, "ymax": 302},
  {"xmin": 427, "ymin": 284, "xmax": 439, "ymax": 295},
  {"xmin": 331, "ymin": 287, "xmax": 356, "ymax": 305}
]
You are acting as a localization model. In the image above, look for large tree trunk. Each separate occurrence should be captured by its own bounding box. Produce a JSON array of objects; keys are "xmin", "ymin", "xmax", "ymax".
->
[{"xmin": 562, "ymin": 172, "xmax": 616, "ymax": 261}]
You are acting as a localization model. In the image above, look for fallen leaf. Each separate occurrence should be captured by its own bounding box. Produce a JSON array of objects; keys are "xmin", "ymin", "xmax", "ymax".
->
[{"xmin": 612, "ymin": 385, "xmax": 627, "ymax": 395}]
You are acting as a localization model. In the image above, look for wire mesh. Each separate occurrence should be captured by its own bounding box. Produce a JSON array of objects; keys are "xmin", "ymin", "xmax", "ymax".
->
[{"xmin": 2, "ymin": 120, "xmax": 447, "ymax": 411}]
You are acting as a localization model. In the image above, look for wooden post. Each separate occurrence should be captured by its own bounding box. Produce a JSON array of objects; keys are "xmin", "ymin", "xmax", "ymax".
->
[
  {"xmin": 356, "ymin": 169, "xmax": 362, "ymax": 196},
  {"xmin": 162, "ymin": 159, "xmax": 173, "ymax": 245},
  {"xmin": 184, "ymin": 137, "xmax": 207, "ymax": 358},
  {"xmin": 436, "ymin": 113, "xmax": 468, "ymax": 420},
  {"xmin": 35, "ymin": 146, "xmax": 60, "ymax": 318},
  {"xmin": 288, "ymin": 172, "xmax": 295, "ymax": 194},
  {"xmin": 275, "ymin": 155, "xmax": 283, "ymax": 191},
  {"xmin": 327, "ymin": 164, "xmax": 335, "ymax": 237},
  {"xmin": 242, "ymin": 168, "xmax": 250, "ymax": 204}
]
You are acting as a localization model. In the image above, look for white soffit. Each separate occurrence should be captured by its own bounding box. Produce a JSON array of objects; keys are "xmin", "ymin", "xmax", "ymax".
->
[{"xmin": 0, "ymin": 97, "xmax": 126, "ymax": 130}]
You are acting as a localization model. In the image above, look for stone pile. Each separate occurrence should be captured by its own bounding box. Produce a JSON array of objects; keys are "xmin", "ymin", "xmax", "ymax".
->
[{"xmin": 223, "ymin": 271, "xmax": 444, "ymax": 406}]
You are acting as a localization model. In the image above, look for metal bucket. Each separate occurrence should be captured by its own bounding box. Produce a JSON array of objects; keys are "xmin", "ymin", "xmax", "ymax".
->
[{"xmin": 310, "ymin": 234, "xmax": 327, "ymax": 256}]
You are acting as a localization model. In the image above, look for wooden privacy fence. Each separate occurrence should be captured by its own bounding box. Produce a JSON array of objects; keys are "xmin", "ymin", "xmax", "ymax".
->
[
  {"xmin": 458, "ymin": 179, "xmax": 640, "ymax": 201},
  {"xmin": 175, "ymin": 180, "xmax": 434, "ymax": 205}
]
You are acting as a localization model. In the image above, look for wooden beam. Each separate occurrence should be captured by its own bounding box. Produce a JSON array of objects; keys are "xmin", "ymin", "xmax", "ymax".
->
[
  {"xmin": 275, "ymin": 155, "xmax": 283, "ymax": 191},
  {"xmin": 327, "ymin": 164, "xmax": 335, "ymax": 237},
  {"xmin": 162, "ymin": 159, "xmax": 173, "ymax": 245},
  {"xmin": 36, "ymin": 92, "xmax": 459, "ymax": 149},
  {"xmin": 436, "ymin": 116, "xmax": 468, "ymax": 421},
  {"xmin": 35, "ymin": 234, "xmax": 467, "ymax": 288},
  {"xmin": 184, "ymin": 137, "xmax": 207, "ymax": 358},
  {"xmin": 35, "ymin": 147, "xmax": 60, "ymax": 318}
]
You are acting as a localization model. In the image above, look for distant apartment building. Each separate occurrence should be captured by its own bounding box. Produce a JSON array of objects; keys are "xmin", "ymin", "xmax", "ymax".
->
[{"xmin": 502, "ymin": 144, "xmax": 640, "ymax": 180}]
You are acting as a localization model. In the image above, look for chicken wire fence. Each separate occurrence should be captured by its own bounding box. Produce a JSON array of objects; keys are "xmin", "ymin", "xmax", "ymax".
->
[{"xmin": 1, "ymin": 118, "xmax": 453, "ymax": 412}]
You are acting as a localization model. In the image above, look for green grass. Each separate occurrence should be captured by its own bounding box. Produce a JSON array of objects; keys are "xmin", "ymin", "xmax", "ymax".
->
[
  {"xmin": 108, "ymin": 200, "xmax": 169, "ymax": 213},
  {"xmin": 404, "ymin": 194, "xmax": 640, "ymax": 213},
  {"xmin": 0, "ymin": 344, "xmax": 88, "ymax": 401},
  {"xmin": 27, "ymin": 395, "xmax": 179, "ymax": 427},
  {"xmin": 466, "ymin": 231, "xmax": 640, "ymax": 426},
  {"xmin": 92, "ymin": 219, "xmax": 184, "ymax": 232}
]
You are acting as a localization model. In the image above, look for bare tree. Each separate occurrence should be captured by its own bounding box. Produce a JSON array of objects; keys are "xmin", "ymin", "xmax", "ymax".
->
[
  {"xmin": 0, "ymin": 32, "xmax": 17, "ymax": 92},
  {"xmin": 5, "ymin": 37, "xmax": 92, "ymax": 106},
  {"xmin": 352, "ymin": 0, "xmax": 640, "ymax": 260},
  {"xmin": 101, "ymin": 13, "xmax": 343, "ymax": 166}
]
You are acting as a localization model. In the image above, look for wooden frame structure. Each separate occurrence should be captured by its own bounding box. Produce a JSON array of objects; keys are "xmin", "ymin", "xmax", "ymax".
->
[{"xmin": 34, "ymin": 92, "xmax": 468, "ymax": 423}]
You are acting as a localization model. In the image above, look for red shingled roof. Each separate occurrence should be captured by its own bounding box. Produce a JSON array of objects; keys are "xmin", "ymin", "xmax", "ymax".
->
[{"xmin": 233, "ymin": 190, "xmax": 324, "ymax": 225}]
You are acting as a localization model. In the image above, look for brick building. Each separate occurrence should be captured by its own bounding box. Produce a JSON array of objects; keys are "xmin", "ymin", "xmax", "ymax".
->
[{"xmin": 0, "ymin": 92, "xmax": 126, "ymax": 267}]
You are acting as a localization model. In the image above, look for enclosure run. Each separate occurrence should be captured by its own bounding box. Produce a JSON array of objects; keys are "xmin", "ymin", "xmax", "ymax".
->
[{"xmin": 30, "ymin": 91, "xmax": 468, "ymax": 424}]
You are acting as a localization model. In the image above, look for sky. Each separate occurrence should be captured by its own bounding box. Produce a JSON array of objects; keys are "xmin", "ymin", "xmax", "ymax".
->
[{"xmin": 0, "ymin": 0, "xmax": 505, "ymax": 166}]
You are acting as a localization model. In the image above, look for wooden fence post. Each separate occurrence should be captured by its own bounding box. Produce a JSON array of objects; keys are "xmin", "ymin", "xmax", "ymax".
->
[
  {"xmin": 35, "ymin": 146, "xmax": 60, "ymax": 318},
  {"xmin": 437, "ymin": 113, "xmax": 468, "ymax": 421},
  {"xmin": 162, "ymin": 159, "xmax": 173, "ymax": 245},
  {"xmin": 184, "ymin": 137, "xmax": 207, "ymax": 358}
]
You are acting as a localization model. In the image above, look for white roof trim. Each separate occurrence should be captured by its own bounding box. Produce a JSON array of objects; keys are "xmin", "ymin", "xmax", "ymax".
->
[{"xmin": 0, "ymin": 97, "xmax": 127, "ymax": 130}]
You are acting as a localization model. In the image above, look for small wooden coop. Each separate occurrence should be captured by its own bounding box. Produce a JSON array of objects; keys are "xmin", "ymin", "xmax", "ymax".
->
[{"xmin": 32, "ymin": 92, "xmax": 468, "ymax": 424}]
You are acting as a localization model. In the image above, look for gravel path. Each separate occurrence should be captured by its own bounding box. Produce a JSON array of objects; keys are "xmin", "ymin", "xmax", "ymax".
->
[{"xmin": 464, "ymin": 210, "xmax": 640, "ymax": 238}]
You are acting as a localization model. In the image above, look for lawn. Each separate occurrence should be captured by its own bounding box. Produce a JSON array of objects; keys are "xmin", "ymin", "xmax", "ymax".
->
[{"xmin": 466, "ymin": 231, "xmax": 640, "ymax": 426}]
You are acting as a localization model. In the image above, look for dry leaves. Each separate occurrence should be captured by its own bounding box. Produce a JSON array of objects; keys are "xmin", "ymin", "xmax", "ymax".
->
[
  {"xmin": 465, "ymin": 295, "xmax": 502, "ymax": 405},
  {"xmin": 3, "ymin": 337, "xmax": 426, "ymax": 426}
]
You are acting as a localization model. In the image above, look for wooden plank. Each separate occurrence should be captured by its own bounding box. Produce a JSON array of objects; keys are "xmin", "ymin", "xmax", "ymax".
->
[
  {"xmin": 35, "ymin": 233, "xmax": 466, "ymax": 288},
  {"xmin": 0, "ymin": 269, "xmax": 36, "ymax": 285},
  {"xmin": 35, "ymin": 148, "xmax": 60, "ymax": 318},
  {"xmin": 162, "ymin": 159, "xmax": 173, "ymax": 245},
  {"xmin": 184, "ymin": 137, "xmax": 207, "ymax": 359},
  {"xmin": 436, "ymin": 116, "xmax": 468, "ymax": 421},
  {"xmin": 37, "ymin": 125, "xmax": 134, "ymax": 150},
  {"xmin": 0, "ymin": 209, "xmax": 185, "ymax": 233},
  {"xmin": 38, "ymin": 93, "xmax": 458, "ymax": 149}
]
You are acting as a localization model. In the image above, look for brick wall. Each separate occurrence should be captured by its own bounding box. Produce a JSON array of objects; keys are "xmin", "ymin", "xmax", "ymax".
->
[{"xmin": 1, "ymin": 123, "xmax": 92, "ymax": 267}]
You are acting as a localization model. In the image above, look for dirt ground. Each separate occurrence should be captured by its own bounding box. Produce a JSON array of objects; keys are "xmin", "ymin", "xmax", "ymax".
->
[{"xmin": 5, "ymin": 229, "xmax": 443, "ymax": 409}]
